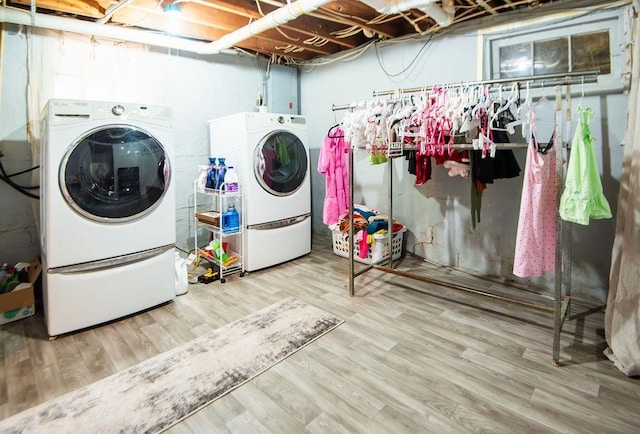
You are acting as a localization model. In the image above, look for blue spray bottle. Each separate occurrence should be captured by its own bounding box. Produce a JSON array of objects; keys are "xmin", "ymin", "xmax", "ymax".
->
[
  {"xmin": 217, "ymin": 158, "xmax": 227, "ymax": 190},
  {"xmin": 205, "ymin": 157, "xmax": 218, "ymax": 190}
]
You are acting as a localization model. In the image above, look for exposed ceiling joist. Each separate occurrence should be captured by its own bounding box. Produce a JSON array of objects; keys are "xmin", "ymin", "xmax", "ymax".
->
[{"xmin": 0, "ymin": 1, "xmax": 595, "ymax": 64}]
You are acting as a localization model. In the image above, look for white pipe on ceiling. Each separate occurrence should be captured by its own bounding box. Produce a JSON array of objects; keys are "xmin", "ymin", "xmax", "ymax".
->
[
  {"xmin": 203, "ymin": 0, "xmax": 333, "ymax": 54},
  {"xmin": 0, "ymin": 0, "xmax": 334, "ymax": 55},
  {"xmin": 0, "ymin": 6, "xmax": 235, "ymax": 54},
  {"xmin": 360, "ymin": 0, "xmax": 454, "ymax": 27}
]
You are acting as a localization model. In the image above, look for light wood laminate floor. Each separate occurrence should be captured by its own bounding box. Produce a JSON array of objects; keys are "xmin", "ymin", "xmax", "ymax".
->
[{"xmin": 1, "ymin": 235, "xmax": 639, "ymax": 433}]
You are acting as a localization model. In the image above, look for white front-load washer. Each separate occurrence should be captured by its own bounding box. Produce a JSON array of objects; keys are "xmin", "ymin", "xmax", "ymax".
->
[
  {"xmin": 209, "ymin": 112, "xmax": 311, "ymax": 271},
  {"xmin": 40, "ymin": 99, "xmax": 176, "ymax": 336}
]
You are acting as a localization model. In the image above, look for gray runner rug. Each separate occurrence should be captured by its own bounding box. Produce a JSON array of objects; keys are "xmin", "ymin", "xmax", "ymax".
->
[{"xmin": 0, "ymin": 297, "xmax": 343, "ymax": 434}]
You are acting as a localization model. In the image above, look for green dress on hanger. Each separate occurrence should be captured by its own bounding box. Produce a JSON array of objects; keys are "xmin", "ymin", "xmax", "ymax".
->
[{"xmin": 559, "ymin": 105, "xmax": 612, "ymax": 225}]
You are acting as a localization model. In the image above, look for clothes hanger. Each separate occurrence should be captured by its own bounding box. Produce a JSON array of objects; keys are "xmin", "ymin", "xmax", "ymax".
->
[
  {"xmin": 577, "ymin": 76, "xmax": 586, "ymax": 111},
  {"xmin": 471, "ymin": 85, "xmax": 490, "ymax": 118},
  {"xmin": 327, "ymin": 123, "xmax": 343, "ymax": 138},
  {"xmin": 529, "ymin": 82, "xmax": 557, "ymax": 154},
  {"xmin": 533, "ymin": 81, "xmax": 554, "ymax": 111},
  {"xmin": 512, "ymin": 81, "xmax": 532, "ymax": 138},
  {"xmin": 491, "ymin": 83, "xmax": 518, "ymax": 124}
]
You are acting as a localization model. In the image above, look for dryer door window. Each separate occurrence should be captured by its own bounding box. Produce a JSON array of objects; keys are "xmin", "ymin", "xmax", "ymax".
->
[
  {"xmin": 254, "ymin": 130, "xmax": 307, "ymax": 196},
  {"xmin": 60, "ymin": 125, "xmax": 171, "ymax": 222}
]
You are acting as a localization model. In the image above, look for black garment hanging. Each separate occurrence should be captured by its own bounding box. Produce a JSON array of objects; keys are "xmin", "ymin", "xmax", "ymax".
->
[
  {"xmin": 470, "ymin": 152, "xmax": 482, "ymax": 230},
  {"xmin": 469, "ymin": 109, "xmax": 522, "ymax": 229},
  {"xmin": 472, "ymin": 110, "xmax": 522, "ymax": 185},
  {"xmin": 404, "ymin": 150, "xmax": 417, "ymax": 175}
]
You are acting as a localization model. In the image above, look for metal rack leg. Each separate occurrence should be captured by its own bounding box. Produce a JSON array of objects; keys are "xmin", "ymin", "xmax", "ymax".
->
[
  {"xmin": 553, "ymin": 89, "xmax": 564, "ymax": 366},
  {"xmin": 349, "ymin": 147, "xmax": 355, "ymax": 297}
]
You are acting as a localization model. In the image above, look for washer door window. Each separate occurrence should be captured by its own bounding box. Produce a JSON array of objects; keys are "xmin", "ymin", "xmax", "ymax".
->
[
  {"xmin": 255, "ymin": 130, "xmax": 307, "ymax": 196},
  {"xmin": 61, "ymin": 125, "xmax": 170, "ymax": 222}
]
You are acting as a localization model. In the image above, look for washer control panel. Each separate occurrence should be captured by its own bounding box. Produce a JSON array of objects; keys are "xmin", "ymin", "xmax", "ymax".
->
[{"xmin": 47, "ymin": 99, "xmax": 172, "ymax": 127}]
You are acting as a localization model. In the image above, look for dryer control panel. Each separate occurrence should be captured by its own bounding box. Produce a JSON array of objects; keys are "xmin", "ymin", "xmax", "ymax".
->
[{"xmin": 46, "ymin": 99, "xmax": 172, "ymax": 127}]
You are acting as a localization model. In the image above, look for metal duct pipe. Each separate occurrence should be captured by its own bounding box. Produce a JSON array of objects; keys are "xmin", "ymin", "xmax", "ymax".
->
[
  {"xmin": 0, "ymin": 0, "xmax": 333, "ymax": 55},
  {"xmin": 360, "ymin": 0, "xmax": 454, "ymax": 27}
]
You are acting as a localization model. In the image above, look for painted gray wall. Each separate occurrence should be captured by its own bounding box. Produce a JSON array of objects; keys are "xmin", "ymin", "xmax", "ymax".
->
[
  {"xmin": 0, "ymin": 25, "xmax": 297, "ymax": 265},
  {"xmin": 0, "ymin": 27, "xmax": 34, "ymax": 266},
  {"xmin": 300, "ymin": 15, "xmax": 628, "ymax": 303}
]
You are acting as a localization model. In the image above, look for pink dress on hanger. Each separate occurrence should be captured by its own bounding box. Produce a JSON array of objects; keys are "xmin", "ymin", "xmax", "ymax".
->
[
  {"xmin": 513, "ymin": 109, "xmax": 557, "ymax": 278},
  {"xmin": 318, "ymin": 128, "xmax": 350, "ymax": 225}
]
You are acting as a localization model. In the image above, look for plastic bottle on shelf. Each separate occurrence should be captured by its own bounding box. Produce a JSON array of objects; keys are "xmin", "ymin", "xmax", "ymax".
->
[
  {"xmin": 205, "ymin": 157, "xmax": 218, "ymax": 190},
  {"xmin": 217, "ymin": 158, "xmax": 227, "ymax": 190},
  {"xmin": 197, "ymin": 165, "xmax": 209, "ymax": 189},
  {"xmin": 221, "ymin": 202, "xmax": 239, "ymax": 233},
  {"xmin": 224, "ymin": 166, "xmax": 239, "ymax": 192}
]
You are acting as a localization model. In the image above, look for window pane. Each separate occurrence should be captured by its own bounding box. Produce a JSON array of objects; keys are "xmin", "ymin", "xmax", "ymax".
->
[
  {"xmin": 534, "ymin": 37, "xmax": 569, "ymax": 75},
  {"xmin": 499, "ymin": 43, "xmax": 532, "ymax": 78},
  {"xmin": 571, "ymin": 31, "xmax": 611, "ymax": 74}
]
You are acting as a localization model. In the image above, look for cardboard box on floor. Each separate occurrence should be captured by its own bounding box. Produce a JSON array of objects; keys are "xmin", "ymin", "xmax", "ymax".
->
[{"xmin": 0, "ymin": 257, "xmax": 41, "ymax": 325}]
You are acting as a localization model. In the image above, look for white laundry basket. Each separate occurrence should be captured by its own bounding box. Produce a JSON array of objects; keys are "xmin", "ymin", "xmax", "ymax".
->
[{"xmin": 332, "ymin": 227, "xmax": 405, "ymax": 264}]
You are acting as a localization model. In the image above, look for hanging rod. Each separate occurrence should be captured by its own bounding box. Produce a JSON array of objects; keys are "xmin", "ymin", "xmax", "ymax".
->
[
  {"xmin": 372, "ymin": 70, "xmax": 599, "ymax": 97},
  {"xmin": 331, "ymin": 70, "xmax": 598, "ymax": 111},
  {"xmin": 400, "ymin": 142, "xmax": 530, "ymax": 151}
]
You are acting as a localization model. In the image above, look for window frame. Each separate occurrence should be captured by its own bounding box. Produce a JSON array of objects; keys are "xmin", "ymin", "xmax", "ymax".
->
[{"xmin": 482, "ymin": 7, "xmax": 630, "ymax": 94}]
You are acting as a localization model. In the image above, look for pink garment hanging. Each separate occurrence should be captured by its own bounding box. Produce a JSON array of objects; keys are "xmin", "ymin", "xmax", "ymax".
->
[
  {"xmin": 513, "ymin": 109, "xmax": 557, "ymax": 278},
  {"xmin": 318, "ymin": 128, "xmax": 350, "ymax": 225}
]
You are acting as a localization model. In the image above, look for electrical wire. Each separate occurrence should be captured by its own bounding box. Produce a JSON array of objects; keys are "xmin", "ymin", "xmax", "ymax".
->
[
  {"xmin": 374, "ymin": 32, "xmax": 434, "ymax": 78},
  {"xmin": 331, "ymin": 26, "xmax": 362, "ymax": 38},
  {"xmin": 304, "ymin": 35, "xmax": 329, "ymax": 47},
  {"xmin": 274, "ymin": 26, "xmax": 300, "ymax": 41},
  {"xmin": 286, "ymin": 39, "xmax": 376, "ymax": 70},
  {"xmin": 397, "ymin": 10, "xmax": 424, "ymax": 35},
  {"xmin": 255, "ymin": 0, "xmax": 300, "ymax": 42},
  {"xmin": 0, "ymin": 163, "xmax": 40, "ymax": 181},
  {"xmin": 275, "ymin": 44, "xmax": 304, "ymax": 53},
  {"xmin": 122, "ymin": 0, "xmax": 164, "ymax": 28},
  {"xmin": 0, "ymin": 157, "xmax": 40, "ymax": 199}
]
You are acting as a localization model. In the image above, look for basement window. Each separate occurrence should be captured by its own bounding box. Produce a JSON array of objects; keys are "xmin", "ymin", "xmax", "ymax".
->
[
  {"xmin": 498, "ymin": 31, "xmax": 610, "ymax": 78},
  {"xmin": 483, "ymin": 7, "xmax": 630, "ymax": 92}
]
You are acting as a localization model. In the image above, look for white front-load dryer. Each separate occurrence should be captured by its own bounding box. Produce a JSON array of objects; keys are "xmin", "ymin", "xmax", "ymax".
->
[
  {"xmin": 209, "ymin": 112, "xmax": 311, "ymax": 271},
  {"xmin": 40, "ymin": 99, "xmax": 176, "ymax": 336}
]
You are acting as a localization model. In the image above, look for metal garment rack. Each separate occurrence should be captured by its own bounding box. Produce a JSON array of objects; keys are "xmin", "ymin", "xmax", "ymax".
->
[{"xmin": 332, "ymin": 71, "xmax": 599, "ymax": 366}]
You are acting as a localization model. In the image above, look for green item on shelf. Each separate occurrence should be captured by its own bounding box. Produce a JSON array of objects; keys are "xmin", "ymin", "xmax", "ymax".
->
[{"xmin": 210, "ymin": 241, "xmax": 228, "ymax": 263}]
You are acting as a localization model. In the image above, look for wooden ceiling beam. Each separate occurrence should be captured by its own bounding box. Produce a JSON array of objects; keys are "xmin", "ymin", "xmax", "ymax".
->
[
  {"xmin": 109, "ymin": 6, "xmax": 336, "ymax": 57},
  {"xmin": 11, "ymin": 0, "xmax": 104, "ymax": 17},
  {"xmin": 475, "ymin": 0, "xmax": 499, "ymax": 15},
  {"xmin": 4, "ymin": 0, "xmax": 562, "ymax": 62},
  {"xmin": 131, "ymin": 0, "xmax": 362, "ymax": 49},
  {"xmin": 316, "ymin": 2, "xmax": 405, "ymax": 40},
  {"xmin": 6, "ymin": 0, "xmax": 320, "ymax": 59},
  {"xmin": 205, "ymin": 0, "xmax": 368, "ymax": 49},
  {"xmin": 246, "ymin": 0, "xmax": 406, "ymax": 40}
]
